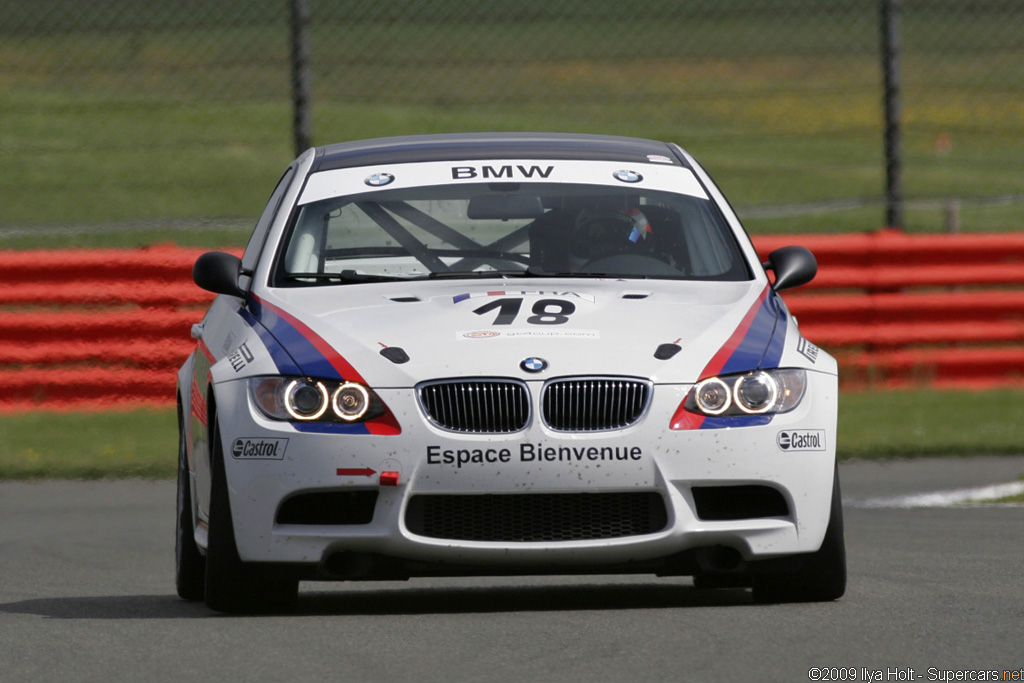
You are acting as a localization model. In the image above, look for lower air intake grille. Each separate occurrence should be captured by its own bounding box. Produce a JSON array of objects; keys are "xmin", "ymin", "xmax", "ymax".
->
[
  {"xmin": 405, "ymin": 492, "xmax": 667, "ymax": 542},
  {"xmin": 691, "ymin": 485, "xmax": 789, "ymax": 521},
  {"xmin": 541, "ymin": 378, "xmax": 651, "ymax": 431},
  {"xmin": 276, "ymin": 490, "xmax": 378, "ymax": 525},
  {"xmin": 418, "ymin": 379, "xmax": 529, "ymax": 433}
]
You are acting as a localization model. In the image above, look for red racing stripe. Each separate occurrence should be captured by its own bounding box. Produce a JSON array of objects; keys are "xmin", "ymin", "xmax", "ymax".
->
[
  {"xmin": 251, "ymin": 295, "xmax": 367, "ymax": 384},
  {"xmin": 697, "ymin": 284, "xmax": 770, "ymax": 381}
]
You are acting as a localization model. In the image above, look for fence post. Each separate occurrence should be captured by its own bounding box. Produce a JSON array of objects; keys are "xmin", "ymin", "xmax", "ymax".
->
[
  {"xmin": 290, "ymin": 0, "xmax": 312, "ymax": 157},
  {"xmin": 880, "ymin": 0, "xmax": 904, "ymax": 229}
]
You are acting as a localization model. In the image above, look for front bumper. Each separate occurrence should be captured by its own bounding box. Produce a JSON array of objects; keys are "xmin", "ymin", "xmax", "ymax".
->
[{"xmin": 208, "ymin": 371, "xmax": 838, "ymax": 575}]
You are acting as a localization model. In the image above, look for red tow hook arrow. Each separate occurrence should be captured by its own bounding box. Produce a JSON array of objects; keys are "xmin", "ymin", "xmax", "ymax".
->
[{"xmin": 336, "ymin": 467, "xmax": 377, "ymax": 477}]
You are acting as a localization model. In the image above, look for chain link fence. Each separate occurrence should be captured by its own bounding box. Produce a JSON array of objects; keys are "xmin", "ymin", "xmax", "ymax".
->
[{"xmin": 2, "ymin": 0, "xmax": 1022, "ymax": 244}]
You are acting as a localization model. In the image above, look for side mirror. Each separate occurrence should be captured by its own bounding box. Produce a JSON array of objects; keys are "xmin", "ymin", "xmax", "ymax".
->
[
  {"xmin": 764, "ymin": 246, "xmax": 817, "ymax": 291},
  {"xmin": 193, "ymin": 251, "xmax": 245, "ymax": 297}
]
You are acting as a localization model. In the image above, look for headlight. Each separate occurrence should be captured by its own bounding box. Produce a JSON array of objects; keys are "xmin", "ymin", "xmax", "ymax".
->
[
  {"xmin": 694, "ymin": 377, "xmax": 731, "ymax": 415},
  {"xmin": 285, "ymin": 379, "xmax": 329, "ymax": 420},
  {"xmin": 684, "ymin": 369, "xmax": 806, "ymax": 418},
  {"xmin": 331, "ymin": 382, "xmax": 370, "ymax": 421},
  {"xmin": 733, "ymin": 372, "xmax": 777, "ymax": 414},
  {"xmin": 249, "ymin": 376, "xmax": 383, "ymax": 423}
]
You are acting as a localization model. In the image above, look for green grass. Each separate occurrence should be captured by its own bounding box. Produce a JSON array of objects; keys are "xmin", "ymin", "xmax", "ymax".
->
[
  {"xmin": 986, "ymin": 493, "xmax": 1024, "ymax": 503},
  {"xmin": 0, "ymin": 409, "xmax": 176, "ymax": 479},
  {"xmin": 981, "ymin": 470, "xmax": 1024, "ymax": 504},
  {"xmin": 2, "ymin": 388, "xmax": 1022, "ymax": 480},
  {"xmin": 2, "ymin": 5, "xmax": 1024, "ymax": 243},
  {"xmin": 838, "ymin": 388, "xmax": 1024, "ymax": 460},
  {"xmin": 2, "ymin": 88, "xmax": 1021, "ymax": 239},
  {"xmin": 0, "ymin": 220, "xmax": 255, "ymax": 250}
]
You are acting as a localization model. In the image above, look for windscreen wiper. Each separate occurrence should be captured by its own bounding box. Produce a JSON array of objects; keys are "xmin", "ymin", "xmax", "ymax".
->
[
  {"xmin": 422, "ymin": 268, "xmax": 549, "ymax": 280},
  {"xmin": 534, "ymin": 271, "xmax": 655, "ymax": 279},
  {"xmin": 283, "ymin": 271, "xmax": 406, "ymax": 283}
]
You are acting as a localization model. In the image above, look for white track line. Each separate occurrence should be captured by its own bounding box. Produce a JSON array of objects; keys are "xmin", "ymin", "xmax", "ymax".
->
[{"xmin": 849, "ymin": 481, "xmax": 1024, "ymax": 508}]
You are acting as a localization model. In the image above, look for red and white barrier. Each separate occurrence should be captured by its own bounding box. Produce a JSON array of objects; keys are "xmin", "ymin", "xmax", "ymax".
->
[{"xmin": 2, "ymin": 232, "xmax": 1023, "ymax": 411}]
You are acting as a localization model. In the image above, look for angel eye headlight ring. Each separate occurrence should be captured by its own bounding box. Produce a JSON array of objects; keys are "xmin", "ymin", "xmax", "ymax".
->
[
  {"xmin": 733, "ymin": 371, "xmax": 779, "ymax": 414},
  {"xmin": 284, "ymin": 379, "xmax": 329, "ymax": 420},
  {"xmin": 331, "ymin": 382, "xmax": 370, "ymax": 421},
  {"xmin": 678, "ymin": 369, "xmax": 807, "ymax": 422},
  {"xmin": 694, "ymin": 377, "xmax": 731, "ymax": 415},
  {"xmin": 249, "ymin": 376, "xmax": 389, "ymax": 424}
]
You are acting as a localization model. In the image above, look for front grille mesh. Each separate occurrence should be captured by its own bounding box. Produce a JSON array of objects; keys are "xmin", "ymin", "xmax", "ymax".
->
[
  {"xmin": 405, "ymin": 492, "xmax": 668, "ymax": 542},
  {"xmin": 542, "ymin": 378, "xmax": 650, "ymax": 431},
  {"xmin": 418, "ymin": 380, "xmax": 529, "ymax": 433}
]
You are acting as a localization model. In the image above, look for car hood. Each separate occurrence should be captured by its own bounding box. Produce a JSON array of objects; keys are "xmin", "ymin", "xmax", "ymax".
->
[{"xmin": 250, "ymin": 278, "xmax": 784, "ymax": 387}]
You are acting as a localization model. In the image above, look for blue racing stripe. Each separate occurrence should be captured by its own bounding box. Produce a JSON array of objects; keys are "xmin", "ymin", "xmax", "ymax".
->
[
  {"xmin": 239, "ymin": 305, "xmax": 303, "ymax": 376},
  {"xmin": 699, "ymin": 415, "xmax": 774, "ymax": 430},
  {"xmin": 291, "ymin": 421, "xmax": 372, "ymax": 435},
  {"xmin": 717, "ymin": 291, "xmax": 787, "ymax": 376},
  {"xmin": 696, "ymin": 291, "xmax": 788, "ymax": 430},
  {"xmin": 246, "ymin": 296, "xmax": 340, "ymax": 379},
  {"xmin": 758, "ymin": 291, "xmax": 788, "ymax": 370}
]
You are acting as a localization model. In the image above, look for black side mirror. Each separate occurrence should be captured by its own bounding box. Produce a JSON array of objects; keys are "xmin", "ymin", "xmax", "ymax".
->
[
  {"xmin": 193, "ymin": 251, "xmax": 245, "ymax": 297},
  {"xmin": 764, "ymin": 246, "xmax": 817, "ymax": 291}
]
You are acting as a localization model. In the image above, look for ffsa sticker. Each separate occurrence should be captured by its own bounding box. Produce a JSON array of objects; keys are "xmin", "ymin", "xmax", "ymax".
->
[{"xmin": 777, "ymin": 430, "xmax": 826, "ymax": 452}]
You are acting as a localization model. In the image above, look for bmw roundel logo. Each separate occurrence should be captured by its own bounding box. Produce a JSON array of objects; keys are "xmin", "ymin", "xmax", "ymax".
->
[
  {"xmin": 520, "ymin": 357, "xmax": 548, "ymax": 373},
  {"xmin": 613, "ymin": 169, "xmax": 643, "ymax": 184},
  {"xmin": 364, "ymin": 172, "xmax": 395, "ymax": 187}
]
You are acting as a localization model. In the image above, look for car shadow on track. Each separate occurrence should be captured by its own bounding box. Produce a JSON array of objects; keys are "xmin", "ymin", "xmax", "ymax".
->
[
  {"xmin": 0, "ymin": 582, "xmax": 753, "ymax": 619},
  {"xmin": 0, "ymin": 594, "xmax": 208, "ymax": 620},
  {"xmin": 294, "ymin": 582, "xmax": 754, "ymax": 616}
]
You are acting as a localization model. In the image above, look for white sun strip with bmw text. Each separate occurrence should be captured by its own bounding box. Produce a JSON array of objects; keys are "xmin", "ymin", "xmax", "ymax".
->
[{"xmin": 297, "ymin": 159, "xmax": 710, "ymax": 206}]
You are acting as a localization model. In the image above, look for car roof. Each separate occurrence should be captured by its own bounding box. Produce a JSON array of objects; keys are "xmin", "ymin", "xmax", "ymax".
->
[{"xmin": 311, "ymin": 132, "xmax": 689, "ymax": 172}]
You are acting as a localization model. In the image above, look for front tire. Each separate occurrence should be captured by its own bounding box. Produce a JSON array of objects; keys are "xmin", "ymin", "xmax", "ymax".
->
[
  {"xmin": 204, "ymin": 412, "xmax": 298, "ymax": 614},
  {"xmin": 175, "ymin": 403, "xmax": 206, "ymax": 601},
  {"xmin": 751, "ymin": 463, "xmax": 847, "ymax": 603}
]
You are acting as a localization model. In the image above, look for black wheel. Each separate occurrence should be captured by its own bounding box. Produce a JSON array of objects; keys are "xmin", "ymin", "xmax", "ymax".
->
[
  {"xmin": 751, "ymin": 464, "xmax": 847, "ymax": 604},
  {"xmin": 204, "ymin": 413, "xmax": 298, "ymax": 614},
  {"xmin": 175, "ymin": 403, "xmax": 206, "ymax": 601}
]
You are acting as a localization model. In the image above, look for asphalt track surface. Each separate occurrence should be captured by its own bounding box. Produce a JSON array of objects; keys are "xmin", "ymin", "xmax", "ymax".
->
[{"xmin": 3, "ymin": 457, "xmax": 1023, "ymax": 683}]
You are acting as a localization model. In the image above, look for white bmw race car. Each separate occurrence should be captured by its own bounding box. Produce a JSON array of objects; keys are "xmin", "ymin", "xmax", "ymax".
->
[{"xmin": 176, "ymin": 133, "xmax": 845, "ymax": 612}]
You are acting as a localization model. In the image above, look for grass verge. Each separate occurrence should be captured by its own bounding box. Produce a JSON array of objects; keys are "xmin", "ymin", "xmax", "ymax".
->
[
  {"xmin": 1, "ymin": 388, "xmax": 1022, "ymax": 479},
  {"xmin": 837, "ymin": 387, "xmax": 1024, "ymax": 460},
  {"xmin": 986, "ymin": 494, "xmax": 1024, "ymax": 503},
  {"xmin": 0, "ymin": 409, "xmax": 176, "ymax": 479}
]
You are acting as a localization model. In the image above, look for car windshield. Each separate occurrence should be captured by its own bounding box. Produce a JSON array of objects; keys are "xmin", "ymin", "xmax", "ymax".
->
[{"xmin": 274, "ymin": 179, "xmax": 750, "ymax": 286}]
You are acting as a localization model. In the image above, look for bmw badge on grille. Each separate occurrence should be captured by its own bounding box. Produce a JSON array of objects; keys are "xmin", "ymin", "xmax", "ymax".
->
[{"xmin": 520, "ymin": 357, "xmax": 548, "ymax": 373}]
